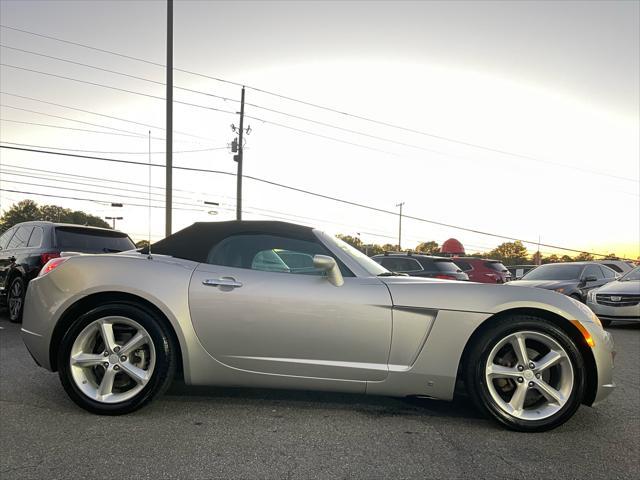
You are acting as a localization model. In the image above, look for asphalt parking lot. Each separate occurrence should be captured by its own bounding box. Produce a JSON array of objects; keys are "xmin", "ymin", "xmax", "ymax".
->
[{"xmin": 1, "ymin": 315, "xmax": 638, "ymax": 480}]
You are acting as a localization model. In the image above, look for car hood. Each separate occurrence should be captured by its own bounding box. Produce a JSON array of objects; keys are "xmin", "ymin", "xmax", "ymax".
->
[
  {"xmin": 594, "ymin": 280, "xmax": 640, "ymax": 295},
  {"xmin": 506, "ymin": 279, "xmax": 575, "ymax": 290},
  {"xmin": 379, "ymin": 276, "xmax": 598, "ymax": 325}
]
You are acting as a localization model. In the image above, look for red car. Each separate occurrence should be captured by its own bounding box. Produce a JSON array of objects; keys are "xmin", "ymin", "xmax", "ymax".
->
[{"xmin": 451, "ymin": 257, "xmax": 512, "ymax": 283}]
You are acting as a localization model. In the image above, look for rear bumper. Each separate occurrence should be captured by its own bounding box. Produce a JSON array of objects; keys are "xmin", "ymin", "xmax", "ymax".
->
[{"xmin": 21, "ymin": 277, "xmax": 57, "ymax": 371}]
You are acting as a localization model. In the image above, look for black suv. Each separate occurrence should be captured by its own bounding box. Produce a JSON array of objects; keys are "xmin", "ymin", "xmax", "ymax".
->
[
  {"xmin": 0, "ymin": 221, "xmax": 135, "ymax": 322},
  {"xmin": 372, "ymin": 252, "xmax": 469, "ymax": 281}
]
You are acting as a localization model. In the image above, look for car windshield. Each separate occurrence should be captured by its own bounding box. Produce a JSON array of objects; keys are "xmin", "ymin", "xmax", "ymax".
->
[
  {"xmin": 485, "ymin": 261, "xmax": 508, "ymax": 272},
  {"xmin": 323, "ymin": 235, "xmax": 388, "ymax": 276},
  {"xmin": 521, "ymin": 264, "xmax": 583, "ymax": 281},
  {"xmin": 620, "ymin": 266, "xmax": 640, "ymax": 281}
]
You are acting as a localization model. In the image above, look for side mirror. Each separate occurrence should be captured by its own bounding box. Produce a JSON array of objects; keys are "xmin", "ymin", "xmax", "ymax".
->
[
  {"xmin": 583, "ymin": 275, "xmax": 598, "ymax": 283},
  {"xmin": 313, "ymin": 254, "xmax": 344, "ymax": 287}
]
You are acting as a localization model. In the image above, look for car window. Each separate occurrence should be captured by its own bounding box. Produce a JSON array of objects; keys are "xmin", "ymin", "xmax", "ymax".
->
[
  {"xmin": 207, "ymin": 234, "xmax": 353, "ymax": 276},
  {"xmin": 583, "ymin": 264, "xmax": 604, "ymax": 280},
  {"xmin": 55, "ymin": 227, "xmax": 135, "ymax": 252},
  {"xmin": 454, "ymin": 260, "xmax": 472, "ymax": 271},
  {"xmin": 0, "ymin": 228, "xmax": 16, "ymax": 250},
  {"xmin": 433, "ymin": 260, "xmax": 462, "ymax": 272},
  {"xmin": 485, "ymin": 261, "xmax": 508, "ymax": 272},
  {"xmin": 600, "ymin": 265, "xmax": 616, "ymax": 279},
  {"xmin": 378, "ymin": 257, "xmax": 422, "ymax": 272},
  {"xmin": 27, "ymin": 226, "xmax": 44, "ymax": 248},
  {"xmin": 603, "ymin": 263, "xmax": 622, "ymax": 273},
  {"xmin": 6, "ymin": 226, "xmax": 33, "ymax": 249},
  {"xmin": 522, "ymin": 264, "xmax": 582, "ymax": 280}
]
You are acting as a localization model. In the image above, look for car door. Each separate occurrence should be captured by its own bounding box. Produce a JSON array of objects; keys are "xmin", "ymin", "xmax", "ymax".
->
[
  {"xmin": 188, "ymin": 233, "xmax": 393, "ymax": 381},
  {"xmin": 0, "ymin": 226, "xmax": 33, "ymax": 290},
  {"xmin": 581, "ymin": 264, "xmax": 606, "ymax": 296}
]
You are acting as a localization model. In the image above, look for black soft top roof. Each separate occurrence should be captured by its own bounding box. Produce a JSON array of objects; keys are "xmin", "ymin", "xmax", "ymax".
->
[{"xmin": 144, "ymin": 221, "xmax": 317, "ymax": 263}]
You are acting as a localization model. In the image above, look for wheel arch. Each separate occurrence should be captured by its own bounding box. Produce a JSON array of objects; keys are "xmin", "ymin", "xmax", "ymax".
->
[
  {"xmin": 49, "ymin": 291, "xmax": 184, "ymax": 378},
  {"xmin": 456, "ymin": 306, "xmax": 598, "ymax": 406}
]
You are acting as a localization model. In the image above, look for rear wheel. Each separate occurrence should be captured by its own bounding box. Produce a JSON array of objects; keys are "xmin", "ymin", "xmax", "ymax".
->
[
  {"xmin": 465, "ymin": 315, "xmax": 585, "ymax": 432},
  {"xmin": 8, "ymin": 276, "xmax": 25, "ymax": 323},
  {"xmin": 58, "ymin": 303, "xmax": 176, "ymax": 414}
]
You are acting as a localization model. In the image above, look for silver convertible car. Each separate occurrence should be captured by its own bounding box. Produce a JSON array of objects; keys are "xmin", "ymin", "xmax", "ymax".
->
[{"xmin": 22, "ymin": 221, "xmax": 614, "ymax": 431}]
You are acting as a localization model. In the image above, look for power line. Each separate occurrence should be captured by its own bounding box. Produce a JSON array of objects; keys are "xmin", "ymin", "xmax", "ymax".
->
[
  {"xmin": 1, "ymin": 103, "xmax": 156, "ymax": 137},
  {"xmin": 0, "ymin": 144, "xmax": 625, "ymax": 258},
  {"xmin": 0, "ymin": 118, "xmax": 160, "ymax": 139},
  {"xmin": 0, "ymin": 91, "xmax": 215, "ymax": 142},
  {"xmin": 2, "ymin": 24, "xmax": 635, "ymax": 184},
  {"xmin": 0, "ymin": 141, "xmax": 229, "ymax": 155},
  {"xmin": 0, "ymin": 63, "xmax": 237, "ymax": 116},
  {"xmin": 0, "ymin": 44, "xmax": 236, "ymax": 104},
  {"xmin": 0, "ymin": 187, "xmax": 204, "ymax": 212}
]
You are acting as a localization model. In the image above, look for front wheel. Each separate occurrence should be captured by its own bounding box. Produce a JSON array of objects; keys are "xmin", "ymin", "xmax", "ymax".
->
[
  {"xmin": 465, "ymin": 315, "xmax": 585, "ymax": 432},
  {"xmin": 58, "ymin": 303, "xmax": 177, "ymax": 415}
]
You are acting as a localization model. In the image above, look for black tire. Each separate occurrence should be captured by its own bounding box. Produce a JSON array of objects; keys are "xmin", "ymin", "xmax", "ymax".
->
[
  {"xmin": 465, "ymin": 314, "xmax": 585, "ymax": 432},
  {"xmin": 600, "ymin": 319, "xmax": 612, "ymax": 328},
  {"xmin": 8, "ymin": 276, "xmax": 25, "ymax": 323},
  {"xmin": 58, "ymin": 302, "xmax": 177, "ymax": 415}
]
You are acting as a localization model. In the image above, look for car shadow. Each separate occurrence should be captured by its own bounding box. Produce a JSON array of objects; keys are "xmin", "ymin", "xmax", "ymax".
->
[{"xmin": 164, "ymin": 380, "xmax": 486, "ymax": 422}]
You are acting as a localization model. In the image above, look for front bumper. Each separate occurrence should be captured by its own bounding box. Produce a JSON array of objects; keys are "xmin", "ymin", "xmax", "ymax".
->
[
  {"xmin": 583, "ymin": 322, "xmax": 616, "ymax": 406},
  {"xmin": 587, "ymin": 300, "xmax": 640, "ymax": 322}
]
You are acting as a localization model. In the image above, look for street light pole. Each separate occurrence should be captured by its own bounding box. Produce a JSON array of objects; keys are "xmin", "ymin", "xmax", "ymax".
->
[
  {"xmin": 235, "ymin": 86, "xmax": 245, "ymax": 220},
  {"xmin": 165, "ymin": 0, "xmax": 173, "ymax": 237},
  {"xmin": 396, "ymin": 202, "xmax": 405, "ymax": 251},
  {"xmin": 105, "ymin": 216, "xmax": 123, "ymax": 229}
]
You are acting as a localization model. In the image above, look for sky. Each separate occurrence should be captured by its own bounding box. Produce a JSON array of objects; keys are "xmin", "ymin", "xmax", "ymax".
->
[{"xmin": 0, "ymin": 0, "xmax": 638, "ymax": 258}]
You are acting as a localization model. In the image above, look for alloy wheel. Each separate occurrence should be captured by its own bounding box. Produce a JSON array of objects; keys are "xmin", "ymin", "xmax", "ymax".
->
[
  {"xmin": 8, "ymin": 278, "xmax": 23, "ymax": 320},
  {"xmin": 69, "ymin": 316, "xmax": 156, "ymax": 403},
  {"xmin": 484, "ymin": 330, "xmax": 574, "ymax": 421}
]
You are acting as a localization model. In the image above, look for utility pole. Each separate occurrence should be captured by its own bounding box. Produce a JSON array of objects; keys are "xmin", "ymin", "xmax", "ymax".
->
[
  {"xmin": 231, "ymin": 86, "xmax": 250, "ymax": 220},
  {"xmin": 396, "ymin": 202, "xmax": 405, "ymax": 251},
  {"xmin": 165, "ymin": 0, "xmax": 173, "ymax": 237}
]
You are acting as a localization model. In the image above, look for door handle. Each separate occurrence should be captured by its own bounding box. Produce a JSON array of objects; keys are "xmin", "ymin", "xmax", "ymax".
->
[{"xmin": 202, "ymin": 277, "xmax": 243, "ymax": 288}]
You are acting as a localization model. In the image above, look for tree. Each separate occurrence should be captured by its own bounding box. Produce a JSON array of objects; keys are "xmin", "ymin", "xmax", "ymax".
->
[
  {"xmin": 574, "ymin": 252, "xmax": 594, "ymax": 262},
  {"xmin": 541, "ymin": 254, "xmax": 560, "ymax": 264},
  {"xmin": 336, "ymin": 234, "xmax": 363, "ymax": 251},
  {"xmin": 488, "ymin": 241, "xmax": 528, "ymax": 265},
  {"xmin": 135, "ymin": 240, "xmax": 150, "ymax": 249},
  {"xmin": 0, "ymin": 200, "xmax": 111, "ymax": 232},
  {"xmin": 560, "ymin": 255, "xmax": 573, "ymax": 263},
  {"xmin": 415, "ymin": 240, "xmax": 440, "ymax": 255}
]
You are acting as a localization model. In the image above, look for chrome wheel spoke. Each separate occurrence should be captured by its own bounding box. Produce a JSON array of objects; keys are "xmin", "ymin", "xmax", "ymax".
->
[
  {"xmin": 487, "ymin": 364, "xmax": 521, "ymax": 379},
  {"xmin": 69, "ymin": 316, "xmax": 156, "ymax": 404},
  {"xmin": 485, "ymin": 330, "xmax": 574, "ymax": 421},
  {"xmin": 508, "ymin": 384, "xmax": 528, "ymax": 414},
  {"xmin": 98, "ymin": 319, "xmax": 118, "ymax": 352},
  {"xmin": 534, "ymin": 350, "xmax": 563, "ymax": 373},
  {"xmin": 120, "ymin": 362, "xmax": 150, "ymax": 385},
  {"xmin": 71, "ymin": 353, "xmax": 104, "ymax": 368},
  {"xmin": 98, "ymin": 367, "xmax": 116, "ymax": 398},
  {"xmin": 535, "ymin": 379, "xmax": 566, "ymax": 406},
  {"xmin": 510, "ymin": 333, "xmax": 529, "ymax": 366},
  {"xmin": 120, "ymin": 331, "xmax": 147, "ymax": 356}
]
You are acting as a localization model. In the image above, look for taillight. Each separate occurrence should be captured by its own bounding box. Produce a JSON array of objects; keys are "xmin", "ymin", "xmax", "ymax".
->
[
  {"xmin": 435, "ymin": 274, "xmax": 457, "ymax": 280},
  {"xmin": 40, "ymin": 252, "xmax": 60, "ymax": 265},
  {"xmin": 39, "ymin": 257, "xmax": 68, "ymax": 277}
]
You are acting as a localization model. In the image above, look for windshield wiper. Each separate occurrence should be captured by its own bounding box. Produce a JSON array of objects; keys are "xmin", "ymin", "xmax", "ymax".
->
[{"xmin": 377, "ymin": 271, "xmax": 409, "ymax": 277}]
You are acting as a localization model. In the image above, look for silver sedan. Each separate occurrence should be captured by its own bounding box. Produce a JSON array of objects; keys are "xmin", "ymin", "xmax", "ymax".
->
[
  {"xmin": 587, "ymin": 266, "xmax": 640, "ymax": 326},
  {"xmin": 21, "ymin": 221, "xmax": 614, "ymax": 431}
]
